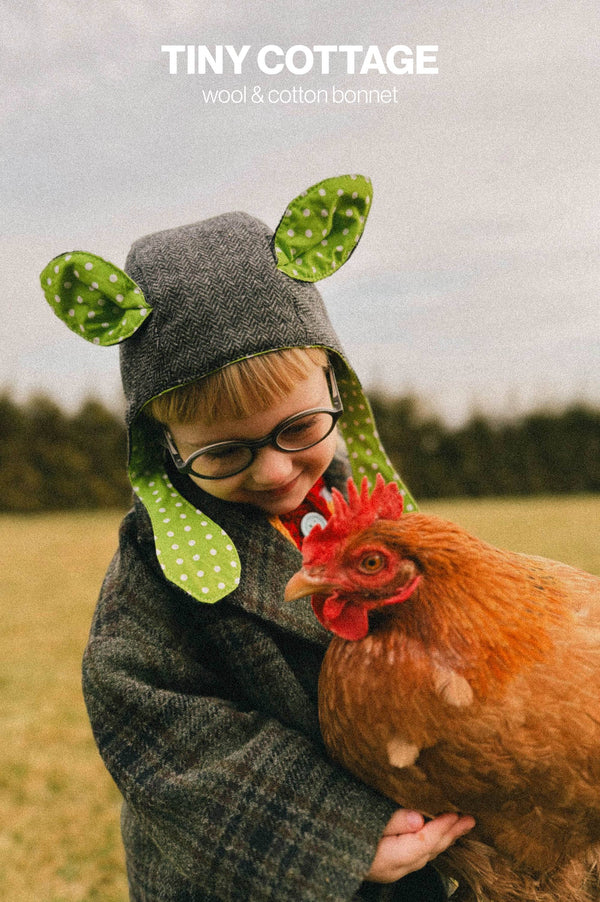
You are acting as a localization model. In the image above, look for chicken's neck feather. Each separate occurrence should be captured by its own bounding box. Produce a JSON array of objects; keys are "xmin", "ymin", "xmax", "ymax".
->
[{"xmin": 369, "ymin": 516, "xmax": 573, "ymax": 695}]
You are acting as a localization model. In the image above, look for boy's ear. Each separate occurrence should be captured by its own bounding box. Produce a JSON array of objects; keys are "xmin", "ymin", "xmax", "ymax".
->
[
  {"xmin": 40, "ymin": 251, "xmax": 152, "ymax": 345},
  {"xmin": 273, "ymin": 174, "xmax": 373, "ymax": 283}
]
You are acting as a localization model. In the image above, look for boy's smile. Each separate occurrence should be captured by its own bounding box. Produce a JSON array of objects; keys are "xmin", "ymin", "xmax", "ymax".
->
[{"xmin": 166, "ymin": 365, "xmax": 339, "ymax": 516}]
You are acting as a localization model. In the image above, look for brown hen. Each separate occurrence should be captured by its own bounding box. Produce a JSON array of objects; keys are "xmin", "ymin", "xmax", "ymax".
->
[{"xmin": 285, "ymin": 476, "xmax": 600, "ymax": 902}]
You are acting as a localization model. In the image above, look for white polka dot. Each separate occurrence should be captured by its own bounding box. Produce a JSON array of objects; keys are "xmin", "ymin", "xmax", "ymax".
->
[
  {"xmin": 109, "ymin": 273, "xmax": 117, "ymax": 282},
  {"xmin": 303, "ymin": 208, "xmax": 310, "ymax": 217},
  {"xmin": 346, "ymin": 209, "xmax": 353, "ymax": 217},
  {"xmin": 287, "ymin": 229, "xmax": 295, "ymax": 237},
  {"xmin": 196, "ymin": 570, "xmax": 204, "ymax": 576},
  {"xmin": 214, "ymin": 566, "xmax": 221, "ymax": 572},
  {"xmin": 319, "ymin": 188, "xmax": 326, "ymax": 196},
  {"xmin": 305, "ymin": 229, "xmax": 312, "ymax": 237},
  {"xmin": 337, "ymin": 189, "xmax": 344, "ymax": 196},
  {"xmin": 218, "ymin": 582, "xmax": 225, "ymax": 589},
  {"xmin": 115, "ymin": 294, "xmax": 124, "ymax": 302},
  {"xmin": 188, "ymin": 539, "xmax": 196, "ymax": 546},
  {"xmin": 201, "ymin": 587, "xmax": 209, "ymax": 594},
  {"xmin": 180, "ymin": 574, "xmax": 188, "ymax": 581},
  {"xmin": 171, "ymin": 543, "xmax": 179, "ymax": 550},
  {"xmin": 176, "ymin": 558, "xmax": 183, "ymax": 565},
  {"xmin": 205, "ymin": 534, "xmax": 212, "ymax": 540},
  {"xmin": 85, "ymin": 262, "xmax": 93, "ymax": 270},
  {"xmin": 210, "ymin": 549, "xmax": 217, "ymax": 556}
]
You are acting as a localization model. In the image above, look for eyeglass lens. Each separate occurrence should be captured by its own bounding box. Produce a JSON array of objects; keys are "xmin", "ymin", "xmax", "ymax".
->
[{"xmin": 189, "ymin": 411, "xmax": 337, "ymax": 478}]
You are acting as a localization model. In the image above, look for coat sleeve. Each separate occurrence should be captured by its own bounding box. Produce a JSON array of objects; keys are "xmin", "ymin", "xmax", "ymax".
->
[{"xmin": 82, "ymin": 510, "xmax": 400, "ymax": 902}]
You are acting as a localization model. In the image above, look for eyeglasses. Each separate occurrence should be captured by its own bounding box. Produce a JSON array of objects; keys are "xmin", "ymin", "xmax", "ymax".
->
[{"xmin": 164, "ymin": 366, "xmax": 343, "ymax": 480}]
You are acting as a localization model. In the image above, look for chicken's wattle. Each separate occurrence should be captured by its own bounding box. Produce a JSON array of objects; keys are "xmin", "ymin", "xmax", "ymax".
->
[{"xmin": 311, "ymin": 574, "xmax": 422, "ymax": 641}]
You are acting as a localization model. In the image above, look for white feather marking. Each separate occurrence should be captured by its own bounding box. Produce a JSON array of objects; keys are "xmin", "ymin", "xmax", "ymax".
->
[
  {"xmin": 433, "ymin": 665, "xmax": 474, "ymax": 707},
  {"xmin": 387, "ymin": 737, "xmax": 420, "ymax": 768}
]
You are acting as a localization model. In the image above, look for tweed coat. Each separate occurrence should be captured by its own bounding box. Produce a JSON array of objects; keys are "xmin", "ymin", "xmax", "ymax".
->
[{"xmin": 80, "ymin": 195, "xmax": 448, "ymax": 900}]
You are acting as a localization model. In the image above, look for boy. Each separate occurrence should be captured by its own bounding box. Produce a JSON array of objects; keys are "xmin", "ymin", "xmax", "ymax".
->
[{"xmin": 41, "ymin": 176, "xmax": 473, "ymax": 900}]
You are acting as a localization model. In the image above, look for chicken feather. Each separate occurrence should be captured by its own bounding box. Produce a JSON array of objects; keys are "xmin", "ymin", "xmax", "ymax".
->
[{"xmin": 285, "ymin": 476, "xmax": 600, "ymax": 902}]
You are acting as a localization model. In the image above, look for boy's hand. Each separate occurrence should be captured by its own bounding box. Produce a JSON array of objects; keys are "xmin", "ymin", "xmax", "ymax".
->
[{"xmin": 366, "ymin": 809, "xmax": 476, "ymax": 884}]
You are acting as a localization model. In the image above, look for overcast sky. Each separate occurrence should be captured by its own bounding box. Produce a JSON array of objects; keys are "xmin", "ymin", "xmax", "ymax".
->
[{"xmin": 2, "ymin": 0, "xmax": 598, "ymax": 424}]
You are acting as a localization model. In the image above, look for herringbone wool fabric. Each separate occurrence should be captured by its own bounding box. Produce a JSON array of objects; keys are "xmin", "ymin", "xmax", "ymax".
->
[
  {"xmin": 82, "ymin": 211, "xmax": 448, "ymax": 900},
  {"xmin": 121, "ymin": 212, "xmax": 343, "ymax": 427}
]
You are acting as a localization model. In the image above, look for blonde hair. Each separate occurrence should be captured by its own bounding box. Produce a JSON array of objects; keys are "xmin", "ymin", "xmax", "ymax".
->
[{"xmin": 145, "ymin": 347, "xmax": 329, "ymax": 426}]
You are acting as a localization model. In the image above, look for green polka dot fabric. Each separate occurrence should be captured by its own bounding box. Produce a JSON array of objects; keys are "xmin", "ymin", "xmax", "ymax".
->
[
  {"xmin": 129, "ymin": 422, "xmax": 241, "ymax": 605},
  {"xmin": 273, "ymin": 174, "xmax": 372, "ymax": 282},
  {"xmin": 335, "ymin": 365, "xmax": 418, "ymax": 513},
  {"xmin": 40, "ymin": 251, "xmax": 152, "ymax": 346}
]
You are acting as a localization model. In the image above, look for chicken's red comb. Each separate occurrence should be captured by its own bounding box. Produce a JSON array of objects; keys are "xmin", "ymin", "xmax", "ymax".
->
[{"xmin": 303, "ymin": 474, "xmax": 404, "ymax": 559}]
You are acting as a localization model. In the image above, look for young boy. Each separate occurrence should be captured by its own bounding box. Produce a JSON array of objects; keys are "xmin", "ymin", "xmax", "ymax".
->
[{"xmin": 41, "ymin": 176, "xmax": 473, "ymax": 901}]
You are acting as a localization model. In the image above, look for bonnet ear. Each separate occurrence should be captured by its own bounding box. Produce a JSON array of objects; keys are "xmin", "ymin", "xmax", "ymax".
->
[
  {"xmin": 273, "ymin": 173, "xmax": 372, "ymax": 282},
  {"xmin": 40, "ymin": 251, "xmax": 152, "ymax": 346}
]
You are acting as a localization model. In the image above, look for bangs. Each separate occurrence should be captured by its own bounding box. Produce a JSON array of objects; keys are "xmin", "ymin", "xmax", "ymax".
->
[{"xmin": 145, "ymin": 347, "xmax": 329, "ymax": 426}]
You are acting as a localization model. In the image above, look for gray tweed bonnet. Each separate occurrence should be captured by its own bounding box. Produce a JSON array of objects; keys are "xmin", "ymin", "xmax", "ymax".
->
[{"xmin": 40, "ymin": 174, "xmax": 415, "ymax": 605}]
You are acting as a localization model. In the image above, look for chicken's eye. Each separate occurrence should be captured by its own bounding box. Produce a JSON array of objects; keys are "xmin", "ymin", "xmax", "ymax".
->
[{"xmin": 358, "ymin": 553, "xmax": 385, "ymax": 574}]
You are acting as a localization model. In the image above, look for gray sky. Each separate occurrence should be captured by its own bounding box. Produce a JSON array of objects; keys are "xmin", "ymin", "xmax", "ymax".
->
[{"xmin": 2, "ymin": 0, "xmax": 598, "ymax": 424}]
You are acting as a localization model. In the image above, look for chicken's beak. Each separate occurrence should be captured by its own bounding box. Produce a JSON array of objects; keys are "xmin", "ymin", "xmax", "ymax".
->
[{"xmin": 284, "ymin": 568, "xmax": 333, "ymax": 602}]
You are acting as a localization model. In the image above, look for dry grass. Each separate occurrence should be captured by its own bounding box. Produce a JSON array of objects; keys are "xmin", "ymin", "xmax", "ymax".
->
[
  {"xmin": 1, "ymin": 511, "xmax": 127, "ymax": 902},
  {"xmin": 1, "ymin": 496, "xmax": 598, "ymax": 900},
  {"xmin": 424, "ymin": 494, "xmax": 600, "ymax": 575}
]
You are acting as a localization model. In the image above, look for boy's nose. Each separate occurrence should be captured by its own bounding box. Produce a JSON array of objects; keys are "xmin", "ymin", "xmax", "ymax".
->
[{"xmin": 248, "ymin": 445, "xmax": 296, "ymax": 486}]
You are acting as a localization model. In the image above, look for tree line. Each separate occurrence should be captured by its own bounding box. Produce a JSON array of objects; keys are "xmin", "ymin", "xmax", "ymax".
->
[{"xmin": 0, "ymin": 392, "xmax": 598, "ymax": 512}]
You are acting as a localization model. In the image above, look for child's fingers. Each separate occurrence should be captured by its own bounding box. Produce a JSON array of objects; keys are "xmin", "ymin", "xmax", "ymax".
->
[
  {"xmin": 381, "ymin": 808, "xmax": 425, "ymax": 835},
  {"xmin": 367, "ymin": 812, "xmax": 475, "ymax": 883}
]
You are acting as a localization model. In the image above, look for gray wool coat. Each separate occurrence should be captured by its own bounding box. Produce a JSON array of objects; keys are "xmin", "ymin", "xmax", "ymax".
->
[
  {"xmin": 83, "ymin": 472, "xmax": 447, "ymax": 901},
  {"xmin": 80, "ymin": 202, "xmax": 447, "ymax": 900}
]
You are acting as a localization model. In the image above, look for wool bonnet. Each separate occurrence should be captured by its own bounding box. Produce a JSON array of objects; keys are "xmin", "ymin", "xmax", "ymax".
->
[{"xmin": 40, "ymin": 174, "xmax": 415, "ymax": 606}]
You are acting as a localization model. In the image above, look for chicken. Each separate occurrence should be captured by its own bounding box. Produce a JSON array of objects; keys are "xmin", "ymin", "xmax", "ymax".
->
[{"xmin": 285, "ymin": 476, "xmax": 600, "ymax": 902}]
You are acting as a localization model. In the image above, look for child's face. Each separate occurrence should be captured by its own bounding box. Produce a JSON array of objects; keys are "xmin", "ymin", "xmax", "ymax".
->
[{"xmin": 166, "ymin": 365, "xmax": 339, "ymax": 515}]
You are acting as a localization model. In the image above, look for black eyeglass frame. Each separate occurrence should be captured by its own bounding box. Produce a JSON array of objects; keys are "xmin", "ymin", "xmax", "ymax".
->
[{"xmin": 164, "ymin": 365, "xmax": 344, "ymax": 480}]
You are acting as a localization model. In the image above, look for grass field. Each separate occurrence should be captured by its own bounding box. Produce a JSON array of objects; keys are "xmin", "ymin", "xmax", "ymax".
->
[{"xmin": 2, "ymin": 496, "xmax": 599, "ymax": 901}]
